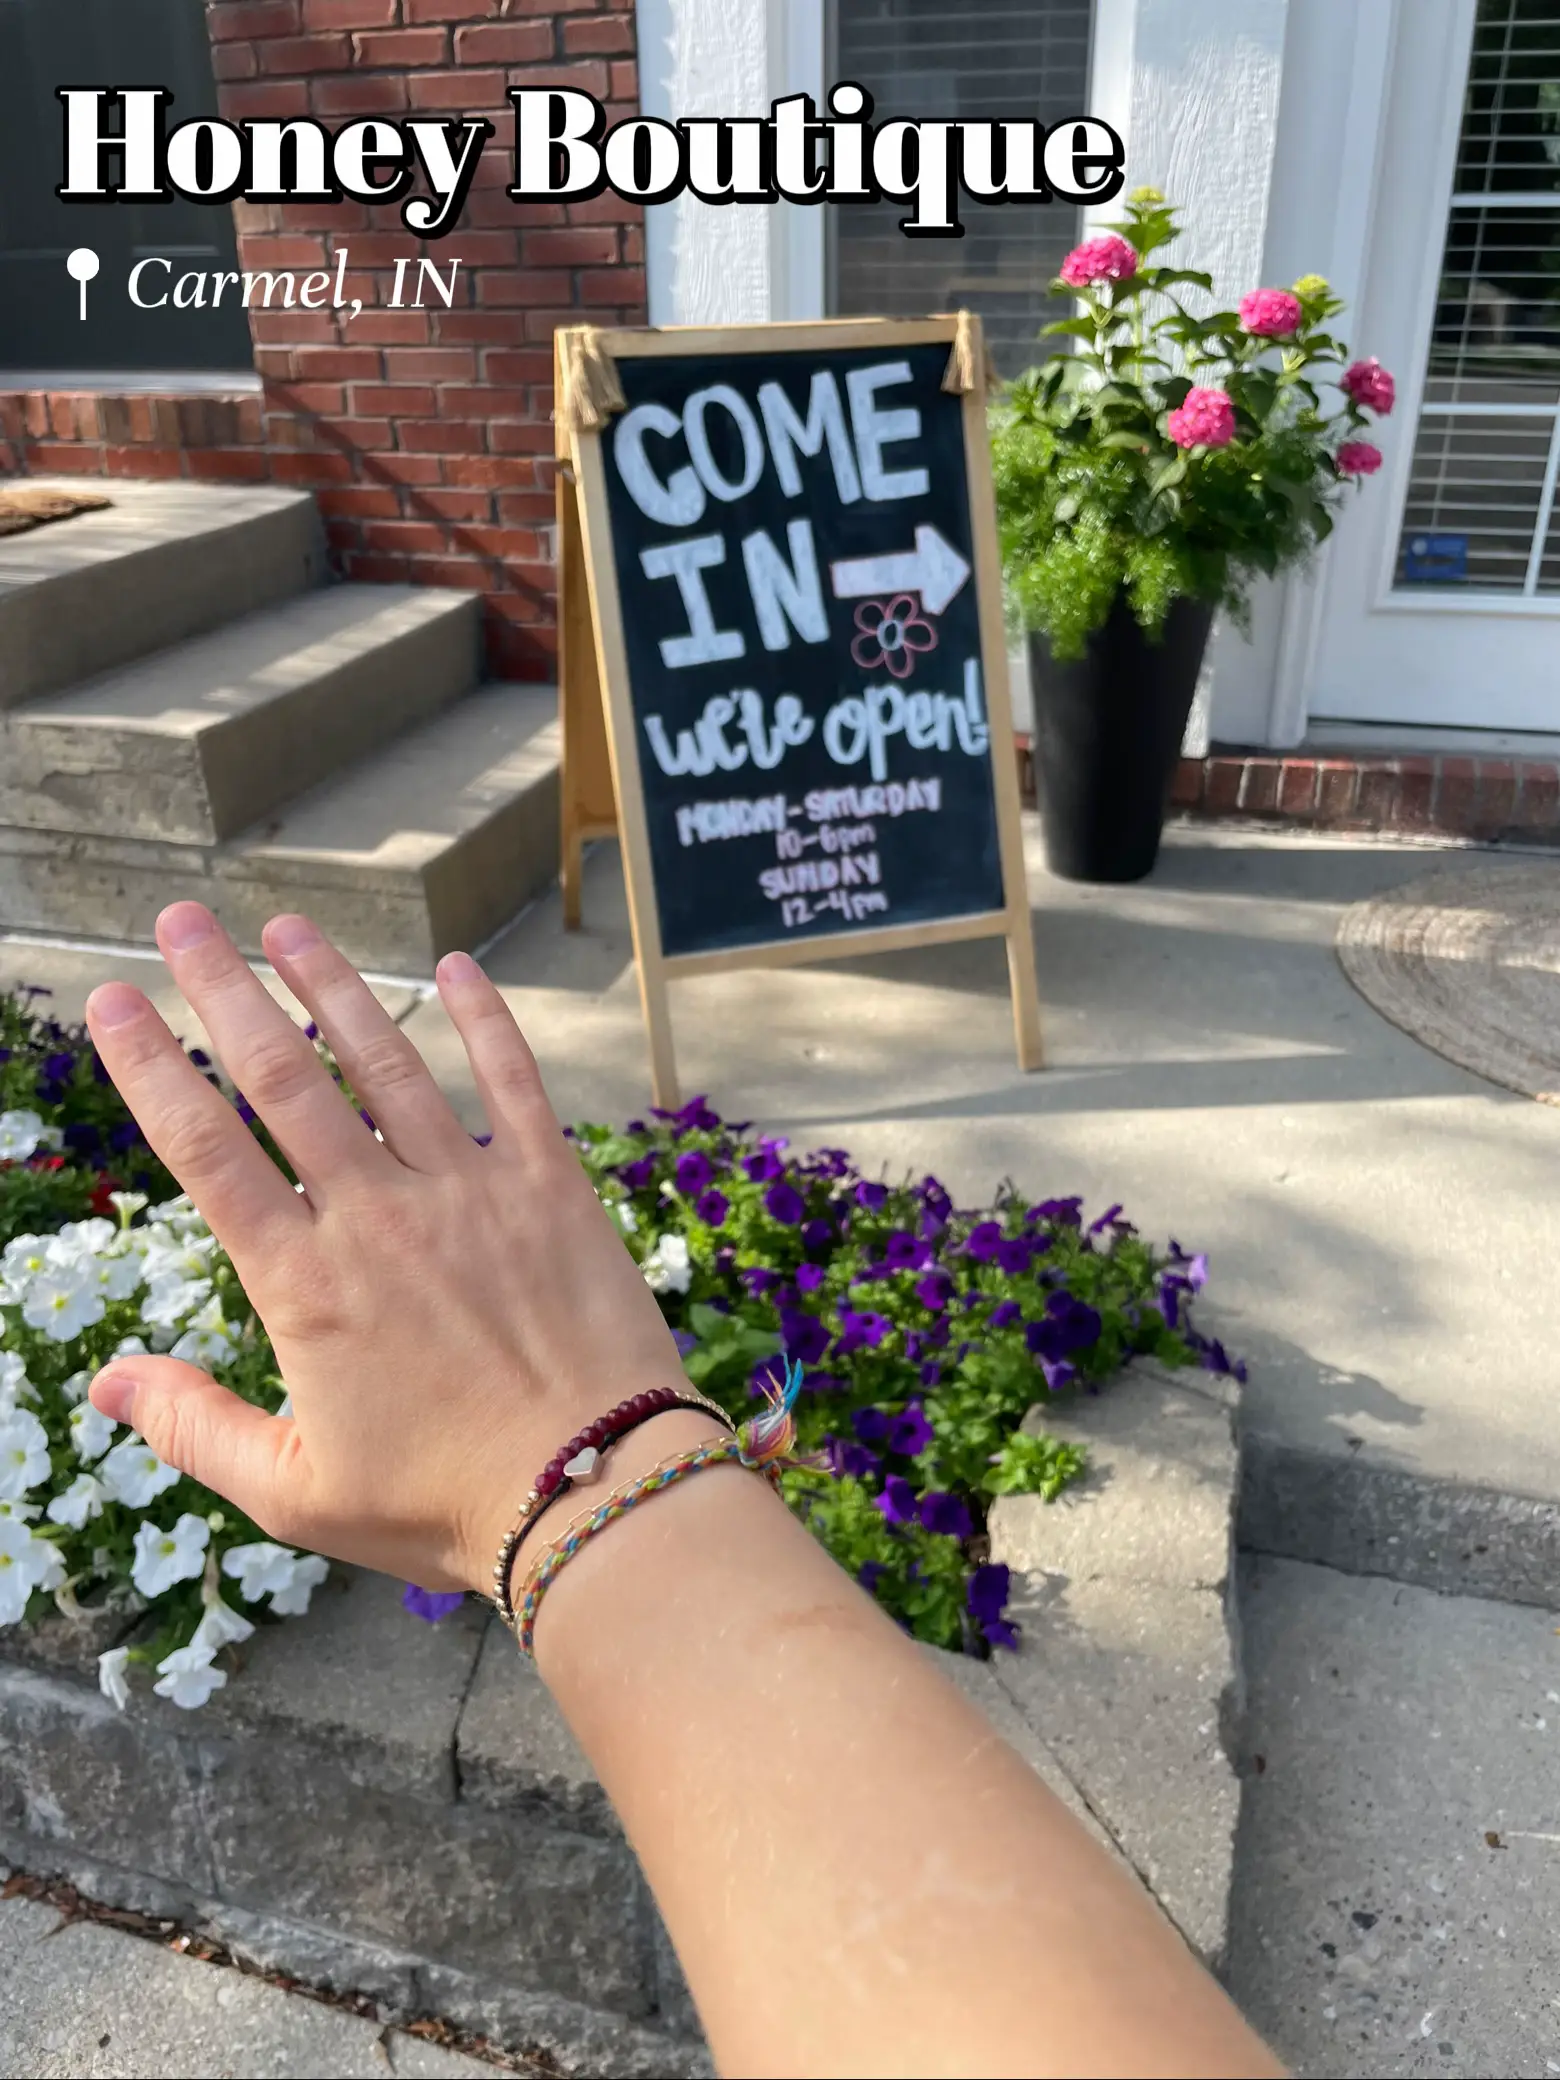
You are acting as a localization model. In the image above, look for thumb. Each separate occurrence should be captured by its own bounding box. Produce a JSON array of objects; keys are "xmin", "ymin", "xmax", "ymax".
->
[{"xmin": 90, "ymin": 1359, "xmax": 297, "ymax": 1535}]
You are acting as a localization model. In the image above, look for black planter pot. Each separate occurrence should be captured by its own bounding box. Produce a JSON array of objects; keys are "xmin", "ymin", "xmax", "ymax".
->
[{"xmin": 1027, "ymin": 596, "xmax": 1215, "ymax": 883}]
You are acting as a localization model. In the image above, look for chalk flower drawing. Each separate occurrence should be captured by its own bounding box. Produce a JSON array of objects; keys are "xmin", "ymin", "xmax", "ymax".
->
[{"xmin": 850, "ymin": 595, "xmax": 938, "ymax": 680}]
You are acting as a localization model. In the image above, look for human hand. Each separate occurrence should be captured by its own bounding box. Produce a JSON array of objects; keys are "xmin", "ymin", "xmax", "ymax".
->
[{"xmin": 84, "ymin": 904, "xmax": 691, "ymax": 1595}]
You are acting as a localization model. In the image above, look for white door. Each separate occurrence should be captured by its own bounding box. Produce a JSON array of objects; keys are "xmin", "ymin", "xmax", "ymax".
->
[{"xmin": 1310, "ymin": 0, "xmax": 1560, "ymax": 731}]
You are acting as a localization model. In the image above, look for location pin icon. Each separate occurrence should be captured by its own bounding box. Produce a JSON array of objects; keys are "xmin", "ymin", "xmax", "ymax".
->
[{"xmin": 66, "ymin": 247, "xmax": 100, "ymax": 322}]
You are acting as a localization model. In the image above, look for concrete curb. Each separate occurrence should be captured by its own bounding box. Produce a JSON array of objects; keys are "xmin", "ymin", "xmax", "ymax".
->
[
  {"xmin": 1239, "ymin": 1430, "xmax": 1560, "ymax": 1609},
  {"xmin": 0, "ymin": 1364, "xmax": 1249, "ymax": 2068}
]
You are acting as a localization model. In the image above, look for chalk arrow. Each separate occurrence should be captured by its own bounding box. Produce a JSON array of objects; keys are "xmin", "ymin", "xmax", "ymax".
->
[{"xmin": 829, "ymin": 524, "xmax": 971, "ymax": 617}]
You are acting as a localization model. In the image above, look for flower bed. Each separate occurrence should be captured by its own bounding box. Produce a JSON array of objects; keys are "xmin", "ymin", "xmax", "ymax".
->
[{"xmin": 0, "ymin": 987, "xmax": 1240, "ymax": 1706}]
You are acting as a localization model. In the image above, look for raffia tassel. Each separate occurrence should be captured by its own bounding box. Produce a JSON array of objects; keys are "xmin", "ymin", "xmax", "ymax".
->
[
  {"xmin": 557, "ymin": 326, "xmax": 627, "ymax": 436},
  {"xmin": 941, "ymin": 309, "xmax": 1001, "ymax": 398}
]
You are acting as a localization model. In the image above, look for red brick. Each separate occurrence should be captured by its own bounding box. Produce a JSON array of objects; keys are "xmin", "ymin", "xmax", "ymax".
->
[
  {"xmin": 404, "ymin": 0, "xmax": 498, "ymax": 16},
  {"xmin": 310, "ymin": 72, "xmax": 409, "ymax": 112},
  {"xmin": 436, "ymin": 313, "xmax": 525, "ymax": 345},
  {"xmin": 1513, "ymin": 761, "xmax": 1560, "ymax": 832},
  {"xmin": 23, "ymin": 443, "xmax": 106, "ymax": 473},
  {"xmin": 257, "ymin": 32, "xmax": 352, "ymax": 71},
  {"xmin": 187, "ymin": 449, "xmax": 273, "ymax": 483},
  {"xmin": 302, "ymin": 0, "xmax": 396, "ymax": 24},
  {"xmin": 371, "ymin": 452, "xmax": 446, "ymax": 484},
  {"xmin": 408, "ymin": 69, "xmax": 506, "ymax": 108},
  {"xmin": 439, "ymin": 455, "xmax": 517, "ymax": 487},
  {"xmin": 622, "ymin": 223, "xmax": 643, "ymax": 264},
  {"xmin": 220, "ymin": 79, "xmax": 313, "ymax": 117},
  {"xmin": 351, "ymin": 311, "xmax": 435, "ymax": 344},
  {"xmin": 323, "ymin": 416, "xmax": 396, "ymax": 448},
  {"xmin": 1474, "ymin": 759, "xmax": 1517, "ymax": 837},
  {"xmin": 362, "ymin": 519, "xmax": 453, "ymax": 555},
  {"xmin": 353, "ymin": 27, "xmax": 449, "ymax": 65},
  {"xmin": 238, "ymin": 234, "xmax": 329, "ymax": 269},
  {"xmin": 1277, "ymin": 759, "xmax": 1319, "ymax": 816},
  {"xmin": 1353, "ymin": 761, "xmax": 1400, "ymax": 826},
  {"xmin": 277, "ymin": 381, "xmax": 347, "ymax": 414},
  {"xmin": 506, "ymin": 59, "xmax": 610, "ymax": 97},
  {"xmin": 383, "ymin": 347, "xmax": 476, "ymax": 380},
  {"xmin": 565, "ymin": 189, "xmax": 645, "ymax": 224},
  {"xmin": 349, "ymin": 382, "xmax": 438, "ymax": 415},
  {"xmin": 1311, "ymin": 760, "xmax": 1355, "ymax": 824},
  {"xmin": 467, "ymin": 192, "xmax": 566, "ymax": 227},
  {"xmin": 1395, "ymin": 758, "xmax": 1437, "ymax": 830},
  {"xmin": 396, "ymin": 419, "xmax": 487, "ymax": 453},
  {"xmin": 609, "ymin": 58, "xmax": 637, "ymax": 99},
  {"xmin": 474, "ymin": 269, "xmax": 570, "ymax": 306},
  {"xmin": 562, "ymin": 14, "xmax": 634, "ymax": 53},
  {"xmin": 497, "ymin": 489, "xmax": 554, "ymax": 522},
  {"xmin": 343, "ymin": 551, "xmax": 413, "ymax": 582},
  {"xmin": 1434, "ymin": 756, "xmax": 1477, "ymax": 833},
  {"xmin": 317, "ymin": 485, "xmax": 403, "ymax": 519},
  {"xmin": 490, "ymin": 419, "xmax": 553, "ymax": 454},
  {"xmin": 415, "ymin": 489, "xmax": 495, "ymax": 521},
  {"xmin": 212, "ymin": 43, "xmax": 259, "ymax": 80},
  {"xmin": 274, "ymin": 200, "xmax": 371, "ymax": 232},
  {"xmin": 208, "ymin": 1, "xmax": 300, "ymax": 40},
  {"xmin": 520, "ymin": 227, "xmax": 617, "ymax": 266},
  {"xmin": 105, "ymin": 446, "xmax": 185, "ymax": 479},
  {"xmin": 281, "ymin": 345, "xmax": 381, "ymax": 379},
  {"xmin": 1168, "ymin": 759, "xmax": 1203, "ymax": 810},
  {"xmin": 460, "ymin": 524, "xmax": 548, "ymax": 560},
  {"xmin": 485, "ymin": 349, "xmax": 554, "ymax": 384},
  {"xmin": 455, "ymin": 20, "xmax": 555, "ymax": 63},
  {"xmin": 1237, "ymin": 757, "xmax": 1281, "ymax": 814},
  {"xmin": 269, "ymin": 450, "xmax": 358, "ymax": 485},
  {"xmin": 436, "ymin": 385, "xmax": 531, "ymax": 417},
  {"xmin": 1203, "ymin": 758, "xmax": 1241, "ymax": 813}
]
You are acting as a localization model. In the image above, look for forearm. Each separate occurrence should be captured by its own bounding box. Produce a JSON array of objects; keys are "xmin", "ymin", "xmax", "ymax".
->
[{"xmin": 532, "ymin": 1416, "xmax": 1279, "ymax": 2080}]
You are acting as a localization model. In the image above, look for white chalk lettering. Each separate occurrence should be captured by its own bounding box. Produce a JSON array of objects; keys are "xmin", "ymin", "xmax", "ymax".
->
[
  {"xmin": 741, "ymin": 519, "xmax": 828, "ymax": 652},
  {"xmin": 640, "ymin": 534, "xmax": 745, "ymax": 668}
]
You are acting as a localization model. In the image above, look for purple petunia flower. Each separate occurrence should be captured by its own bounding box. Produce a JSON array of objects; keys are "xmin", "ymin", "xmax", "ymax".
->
[
  {"xmin": 966, "ymin": 1562, "xmax": 1011, "ymax": 1626},
  {"xmin": 619, "ymin": 1156, "xmax": 658, "ymax": 1191},
  {"xmin": 915, "ymin": 1269, "xmax": 954, "ymax": 1313},
  {"xmin": 855, "ymin": 1180, "xmax": 888, "ymax": 1211},
  {"xmin": 852, "ymin": 1407, "xmax": 893, "ymax": 1446},
  {"xmin": 918, "ymin": 1490, "xmax": 972, "ymax": 1541},
  {"xmin": 858, "ymin": 1560, "xmax": 887, "ymax": 1593},
  {"xmin": 672, "ymin": 1096, "xmax": 722, "ymax": 1133},
  {"xmin": 835, "ymin": 1307, "xmax": 891, "ymax": 1355},
  {"xmin": 695, "ymin": 1187, "xmax": 728, "ymax": 1227},
  {"xmin": 801, "ymin": 1217, "xmax": 834, "ymax": 1256},
  {"xmin": 109, "ymin": 1120, "xmax": 141, "ymax": 1154},
  {"xmin": 780, "ymin": 1308, "xmax": 831, "ymax": 1366},
  {"xmin": 1086, "ymin": 1202, "xmax": 1124, "ymax": 1237},
  {"xmin": 882, "ymin": 1230, "xmax": 930, "ymax": 1273},
  {"xmin": 671, "ymin": 1328, "xmax": 698, "ymax": 1356},
  {"xmin": 919, "ymin": 1361, "xmax": 943, "ymax": 1387},
  {"xmin": 964, "ymin": 1220, "xmax": 1003, "ymax": 1261},
  {"xmin": 795, "ymin": 1262, "xmax": 825, "ymax": 1293},
  {"xmin": 888, "ymin": 1400, "xmax": 934, "ymax": 1457},
  {"xmin": 675, "ymin": 1149, "xmax": 714, "ymax": 1195},
  {"xmin": 742, "ymin": 1135, "xmax": 789, "ymax": 1182},
  {"xmin": 874, "ymin": 1475, "xmax": 917, "ymax": 1526},
  {"xmin": 989, "ymin": 1300, "xmax": 1022, "ymax": 1330},
  {"xmin": 994, "ymin": 1237, "xmax": 1033, "ymax": 1277},
  {"xmin": 919, "ymin": 1178, "xmax": 953, "ymax": 1226},
  {"xmin": 740, "ymin": 1265, "xmax": 780, "ymax": 1299},
  {"xmin": 1028, "ymin": 1197, "xmax": 1083, "ymax": 1229},
  {"xmin": 1038, "ymin": 1355, "xmax": 1076, "ymax": 1393},
  {"xmin": 403, "ymin": 1584, "xmax": 466, "ymax": 1623},
  {"xmin": 825, "ymin": 1435, "xmax": 881, "ymax": 1481},
  {"xmin": 764, "ymin": 1181, "xmax": 806, "ymax": 1225}
]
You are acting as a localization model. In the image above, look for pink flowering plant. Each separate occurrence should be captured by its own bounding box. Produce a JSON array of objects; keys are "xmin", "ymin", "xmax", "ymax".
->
[{"xmin": 992, "ymin": 191, "xmax": 1394, "ymax": 657}]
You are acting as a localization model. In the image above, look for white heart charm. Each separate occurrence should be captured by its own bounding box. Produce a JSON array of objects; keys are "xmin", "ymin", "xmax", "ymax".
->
[{"xmin": 562, "ymin": 1445, "xmax": 601, "ymax": 1484}]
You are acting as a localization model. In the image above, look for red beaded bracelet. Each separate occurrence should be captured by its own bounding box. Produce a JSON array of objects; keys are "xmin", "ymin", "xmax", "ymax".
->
[{"xmin": 490, "ymin": 1383, "xmax": 734, "ymax": 1623}]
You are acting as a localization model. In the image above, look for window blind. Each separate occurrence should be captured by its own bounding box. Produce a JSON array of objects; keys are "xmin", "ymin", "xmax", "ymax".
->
[{"xmin": 827, "ymin": 0, "xmax": 1094, "ymax": 378}]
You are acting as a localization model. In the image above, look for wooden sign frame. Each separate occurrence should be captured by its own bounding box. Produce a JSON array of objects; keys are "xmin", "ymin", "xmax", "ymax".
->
[{"xmin": 555, "ymin": 315, "xmax": 1043, "ymax": 1108}]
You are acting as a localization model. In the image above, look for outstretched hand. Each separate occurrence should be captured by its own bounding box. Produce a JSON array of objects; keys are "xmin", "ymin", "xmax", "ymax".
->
[{"xmin": 85, "ymin": 903, "xmax": 687, "ymax": 1594}]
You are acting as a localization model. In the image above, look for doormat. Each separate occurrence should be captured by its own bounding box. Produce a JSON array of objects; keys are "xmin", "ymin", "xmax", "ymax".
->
[
  {"xmin": 0, "ymin": 486, "xmax": 113, "ymax": 538},
  {"xmin": 1337, "ymin": 861, "xmax": 1560, "ymax": 1104}
]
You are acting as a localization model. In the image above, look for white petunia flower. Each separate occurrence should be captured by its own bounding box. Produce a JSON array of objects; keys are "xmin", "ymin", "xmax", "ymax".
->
[
  {"xmin": 192, "ymin": 1598, "xmax": 254, "ymax": 1655},
  {"xmin": 641, "ymin": 1232, "xmax": 692, "ymax": 1295},
  {"xmin": 98, "ymin": 1645, "xmax": 131, "ymax": 1710},
  {"xmin": 0, "ymin": 1499, "xmax": 39, "ymax": 1523},
  {"xmin": 267, "ymin": 1552, "xmax": 329, "ymax": 1616},
  {"xmin": 22, "ymin": 1270, "xmax": 105, "ymax": 1343},
  {"xmin": 33, "ymin": 1124, "xmax": 63, "ymax": 1152},
  {"xmin": 0, "ymin": 1351, "xmax": 31, "ymax": 1408},
  {"xmin": 59, "ymin": 1369, "xmax": 92, "ymax": 1406},
  {"xmin": 130, "ymin": 1513, "xmax": 210, "ymax": 1599},
  {"xmin": 47, "ymin": 1472, "xmax": 106, "ymax": 1530},
  {"xmin": 0, "ymin": 1110, "xmax": 44, "ymax": 1162},
  {"xmin": 94, "ymin": 1252, "xmax": 146, "ymax": 1303},
  {"xmin": 0, "ymin": 1235, "xmax": 50, "ymax": 1302},
  {"xmin": 0, "ymin": 1521, "xmax": 38, "ymax": 1623},
  {"xmin": 169, "ymin": 1294, "xmax": 235, "ymax": 1368},
  {"xmin": 99, "ymin": 1439, "xmax": 180, "ymax": 1509},
  {"xmin": 113, "ymin": 1335, "xmax": 148, "ymax": 1359},
  {"xmin": 68, "ymin": 1401, "xmax": 118, "ymax": 1465},
  {"xmin": 152, "ymin": 1641, "xmax": 227, "ymax": 1709},
  {"xmin": 147, "ymin": 1196, "xmax": 204, "ymax": 1234},
  {"xmin": 140, "ymin": 1275, "xmax": 212, "ymax": 1330},
  {"xmin": 51, "ymin": 1218, "xmax": 116, "ymax": 1262},
  {"xmin": 108, "ymin": 1190, "xmax": 149, "ymax": 1222},
  {"xmin": 221, "ymin": 1540, "xmax": 299, "ymax": 1602},
  {"xmin": 26, "ymin": 1536, "xmax": 64, "ymax": 1593},
  {"xmin": 0, "ymin": 1410, "xmax": 50, "ymax": 1501}
]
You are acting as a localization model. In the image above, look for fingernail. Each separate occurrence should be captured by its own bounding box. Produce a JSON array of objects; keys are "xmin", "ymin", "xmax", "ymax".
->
[
  {"xmin": 90, "ymin": 1371, "xmax": 138, "ymax": 1424},
  {"xmin": 267, "ymin": 913, "xmax": 321, "ymax": 959},
  {"xmin": 159, "ymin": 902, "xmax": 216, "ymax": 951},
  {"xmin": 438, "ymin": 951, "xmax": 481, "ymax": 985},
  {"xmin": 87, "ymin": 983, "xmax": 145, "ymax": 1031}
]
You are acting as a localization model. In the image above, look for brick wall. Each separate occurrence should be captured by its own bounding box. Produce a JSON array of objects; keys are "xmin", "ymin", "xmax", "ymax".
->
[{"xmin": 0, "ymin": 0, "xmax": 647, "ymax": 683}]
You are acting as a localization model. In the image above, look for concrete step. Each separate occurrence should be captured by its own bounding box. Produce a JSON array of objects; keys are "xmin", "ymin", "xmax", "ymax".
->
[
  {"xmin": 0, "ymin": 479, "xmax": 324, "ymax": 710},
  {"xmin": 0, "ymin": 584, "xmax": 483, "ymax": 845},
  {"xmin": 0, "ymin": 683, "xmax": 562, "ymax": 975}
]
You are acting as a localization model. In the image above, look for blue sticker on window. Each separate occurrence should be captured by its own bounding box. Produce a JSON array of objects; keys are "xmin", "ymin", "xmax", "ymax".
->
[{"xmin": 1401, "ymin": 532, "xmax": 1468, "ymax": 583}]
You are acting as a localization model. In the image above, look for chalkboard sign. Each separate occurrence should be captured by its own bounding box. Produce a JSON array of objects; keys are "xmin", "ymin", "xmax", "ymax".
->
[{"xmin": 556, "ymin": 316, "xmax": 1041, "ymax": 1105}]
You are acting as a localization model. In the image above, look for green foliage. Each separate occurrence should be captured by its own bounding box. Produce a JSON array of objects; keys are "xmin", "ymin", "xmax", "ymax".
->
[{"xmin": 990, "ymin": 191, "xmax": 1381, "ymax": 657}]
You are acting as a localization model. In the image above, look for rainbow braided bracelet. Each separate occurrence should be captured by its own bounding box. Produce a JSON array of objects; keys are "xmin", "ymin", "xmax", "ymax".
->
[{"xmin": 511, "ymin": 1362, "xmax": 805, "ymax": 1657}]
